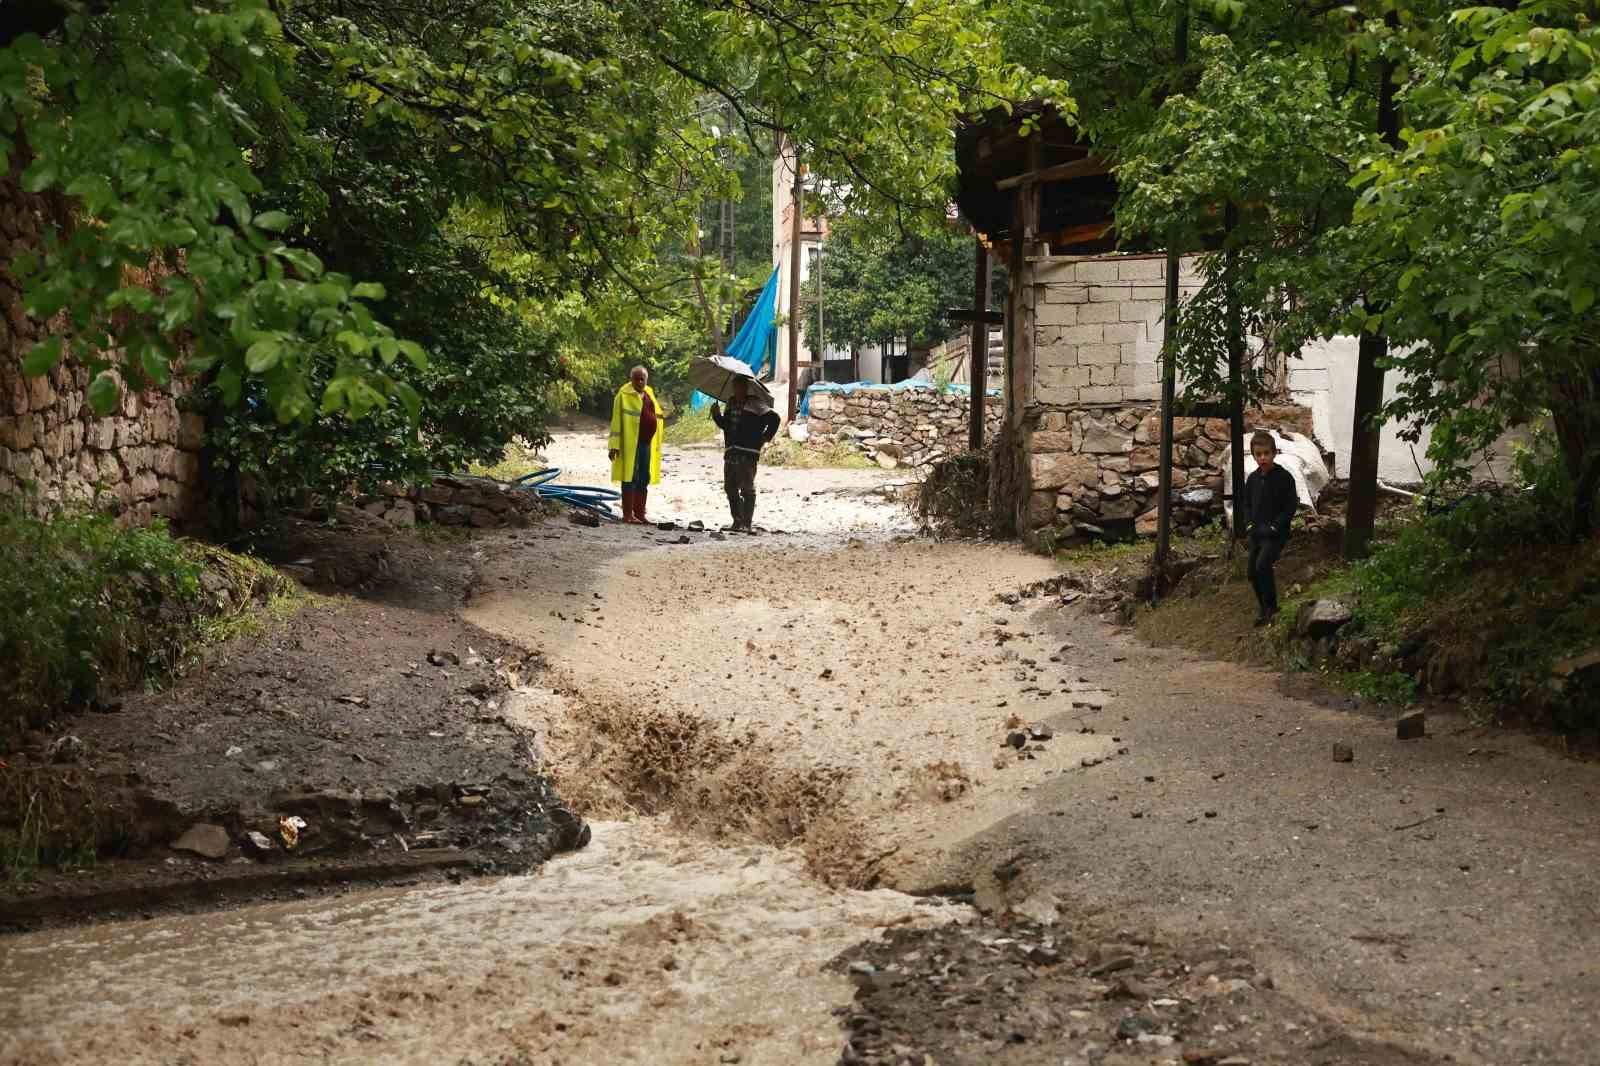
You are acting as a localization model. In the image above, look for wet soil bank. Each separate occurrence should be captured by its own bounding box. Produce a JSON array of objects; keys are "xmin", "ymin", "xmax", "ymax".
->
[{"xmin": 2, "ymin": 517, "xmax": 588, "ymax": 932}]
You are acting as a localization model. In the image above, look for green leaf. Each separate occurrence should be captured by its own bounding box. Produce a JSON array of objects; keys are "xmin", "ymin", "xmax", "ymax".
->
[
  {"xmin": 397, "ymin": 339, "xmax": 427, "ymax": 369},
  {"xmin": 245, "ymin": 338, "xmax": 283, "ymax": 373},
  {"xmin": 87, "ymin": 372, "xmax": 120, "ymax": 415},
  {"xmin": 336, "ymin": 330, "xmax": 369, "ymax": 355},
  {"xmin": 140, "ymin": 344, "xmax": 173, "ymax": 386},
  {"xmin": 1570, "ymin": 286, "xmax": 1595, "ymax": 315},
  {"xmin": 254, "ymin": 210, "xmax": 291, "ymax": 232},
  {"xmin": 21, "ymin": 336, "xmax": 64, "ymax": 377},
  {"xmin": 351, "ymin": 282, "xmax": 387, "ymax": 300},
  {"xmin": 395, "ymin": 381, "xmax": 422, "ymax": 424}
]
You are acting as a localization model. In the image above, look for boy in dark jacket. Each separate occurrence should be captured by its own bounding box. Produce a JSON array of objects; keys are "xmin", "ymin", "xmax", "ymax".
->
[
  {"xmin": 710, "ymin": 378, "xmax": 781, "ymax": 532},
  {"xmin": 1241, "ymin": 431, "xmax": 1298, "ymax": 625}
]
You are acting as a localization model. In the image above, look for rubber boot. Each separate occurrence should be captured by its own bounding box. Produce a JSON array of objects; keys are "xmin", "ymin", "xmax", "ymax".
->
[
  {"xmin": 636, "ymin": 487, "xmax": 649, "ymax": 525},
  {"xmin": 620, "ymin": 489, "xmax": 639, "ymax": 523}
]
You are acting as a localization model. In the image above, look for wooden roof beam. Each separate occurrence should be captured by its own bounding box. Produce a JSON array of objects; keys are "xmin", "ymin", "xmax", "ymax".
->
[{"xmin": 995, "ymin": 155, "xmax": 1112, "ymax": 191}]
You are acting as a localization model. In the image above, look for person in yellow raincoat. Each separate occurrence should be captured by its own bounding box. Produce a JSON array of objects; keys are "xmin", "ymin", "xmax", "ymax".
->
[{"xmin": 608, "ymin": 366, "xmax": 665, "ymax": 524}]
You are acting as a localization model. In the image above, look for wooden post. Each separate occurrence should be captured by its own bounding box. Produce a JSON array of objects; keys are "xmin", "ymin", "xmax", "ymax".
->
[
  {"xmin": 1225, "ymin": 200, "xmax": 1247, "ymax": 543},
  {"xmin": 968, "ymin": 237, "xmax": 991, "ymax": 452},
  {"xmin": 1153, "ymin": 0, "xmax": 1190, "ymax": 584},
  {"xmin": 787, "ymin": 147, "xmax": 804, "ymax": 423}
]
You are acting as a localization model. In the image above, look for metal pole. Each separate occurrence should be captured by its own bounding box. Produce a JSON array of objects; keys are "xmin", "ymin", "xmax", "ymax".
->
[
  {"xmin": 968, "ymin": 237, "xmax": 991, "ymax": 452},
  {"xmin": 1153, "ymin": 0, "xmax": 1189, "ymax": 583},
  {"xmin": 787, "ymin": 145, "xmax": 803, "ymax": 423}
]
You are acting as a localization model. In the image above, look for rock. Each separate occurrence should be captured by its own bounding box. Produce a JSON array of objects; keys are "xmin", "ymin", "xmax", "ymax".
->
[
  {"xmin": 1295, "ymin": 599, "xmax": 1353, "ymax": 638},
  {"xmin": 1116, "ymin": 1014, "xmax": 1159, "ymax": 1040},
  {"xmin": 569, "ymin": 510, "xmax": 600, "ymax": 528},
  {"xmin": 46, "ymin": 735, "xmax": 86, "ymax": 763},
  {"xmin": 656, "ymin": 520, "xmax": 678, "ymax": 531},
  {"xmin": 1332, "ymin": 742, "xmax": 1354, "ymax": 763},
  {"xmin": 1080, "ymin": 419, "xmax": 1135, "ymax": 454},
  {"xmin": 1396, "ymin": 711, "xmax": 1426, "ymax": 740},
  {"xmin": 1179, "ymin": 487, "xmax": 1215, "ymax": 507},
  {"xmin": 1029, "ymin": 724, "xmax": 1054, "ymax": 741},
  {"xmin": 687, "ymin": 520, "xmax": 705, "ymax": 531},
  {"xmin": 1005, "ymin": 731, "xmax": 1028, "ymax": 749},
  {"xmin": 172, "ymin": 823, "xmax": 230, "ymax": 859},
  {"xmin": 243, "ymin": 830, "xmax": 276, "ymax": 854},
  {"xmin": 428, "ymin": 649, "xmax": 461, "ymax": 667},
  {"xmin": 1091, "ymin": 955, "xmax": 1136, "ymax": 977}
]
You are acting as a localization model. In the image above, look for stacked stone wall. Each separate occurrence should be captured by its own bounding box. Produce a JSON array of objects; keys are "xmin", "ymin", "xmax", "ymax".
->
[
  {"xmin": 1024, "ymin": 403, "xmax": 1315, "ymax": 540},
  {"xmin": 804, "ymin": 386, "xmax": 1003, "ymax": 470},
  {"xmin": 0, "ymin": 167, "xmax": 205, "ymax": 525},
  {"xmin": 1017, "ymin": 252, "xmax": 1319, "ymax": 544}
]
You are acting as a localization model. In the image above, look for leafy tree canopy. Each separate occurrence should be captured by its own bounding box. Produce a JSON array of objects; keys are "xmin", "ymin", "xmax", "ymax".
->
[{"xmin": 1, "ymin": 0, "xmax": 1050, "ymax": 435}]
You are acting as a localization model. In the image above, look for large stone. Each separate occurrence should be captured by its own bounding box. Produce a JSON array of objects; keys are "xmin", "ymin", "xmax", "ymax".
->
[
  {"xmin": 1295, "ymin": 599, "xmax": 1353, "ymax": 639},
  {"xmin": 1078, "ymin": 418, "xmax": 1134, "ymax": 454},
  {"xmin": 1029, "ymin": 451, "xmax": 1100, "ymax": 492},
  {"xmin": 172, "ymin": 823, "xmax": 230, "ymax": 859}
]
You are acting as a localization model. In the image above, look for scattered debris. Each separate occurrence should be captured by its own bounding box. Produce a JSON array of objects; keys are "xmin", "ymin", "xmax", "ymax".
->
[{"xmin": 1332, "ymin": 743, "xmax": 1355, "ymax": 763}]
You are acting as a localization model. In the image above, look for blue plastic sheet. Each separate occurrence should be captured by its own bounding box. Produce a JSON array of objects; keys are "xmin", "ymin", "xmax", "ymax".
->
[{"xmin": 690, "ymin": 266, "xmax": 781, "ymax": 412}]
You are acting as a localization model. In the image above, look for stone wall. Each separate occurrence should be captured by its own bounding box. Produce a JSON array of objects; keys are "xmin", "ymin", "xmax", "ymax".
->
[
  {"xmin": 803, "ymin": 385, "xmax": 1003, "ymax": 471},
  {"xmin": 0, "ymin": 165, "xmax": 206, "ymax": 525},
  {"xmin": 359, "ymin": 475, "xmax": 555, "ymax": 529},
  {"xmin": 1014, "ymin": 252, "xmax": 1319, "ymax": 544},
  {"xmin": 1025, "ymin": 403, "xmax": 1316, "ymax": 541}
]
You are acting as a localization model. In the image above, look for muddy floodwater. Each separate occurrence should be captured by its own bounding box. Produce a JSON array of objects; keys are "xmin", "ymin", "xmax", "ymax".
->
[{"xmin": 0, "ymin": 819, "xmax": 964, "ymax": 1065}]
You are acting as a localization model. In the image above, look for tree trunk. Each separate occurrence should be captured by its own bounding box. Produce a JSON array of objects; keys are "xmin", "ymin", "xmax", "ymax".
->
[
  {"xmin": 1343, "ymin": 330, "xmax": 1388, "ymax": 558},
  {"xmin": 1344, "ymin": 26, "xmax": 1402, "ymax": 560},
  {"xmin": 1225, "ymin": 201, "xmax": 1247, "ymax": 542},
  {"xmin": 1549, "ymin": 363, "xmax": 1600, "ymax": 539}
]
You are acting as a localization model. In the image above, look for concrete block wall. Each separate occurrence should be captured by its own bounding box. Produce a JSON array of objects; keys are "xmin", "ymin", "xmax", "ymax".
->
[{"xmin": 1029, "ymin": 253, "xmax": 1200, "ymax": 409}]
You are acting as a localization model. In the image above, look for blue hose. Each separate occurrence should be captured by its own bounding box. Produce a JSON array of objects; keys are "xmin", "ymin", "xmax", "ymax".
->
[
  {"xmin": 512, "ymin": 468, "xmax": 620, "ymax": 520},
  {"xmin": 421, "ymin": 467, "xmax": 621, "ymax": 521}
]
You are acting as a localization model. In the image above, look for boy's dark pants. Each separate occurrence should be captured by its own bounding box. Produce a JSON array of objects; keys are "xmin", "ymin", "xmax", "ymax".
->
[
  {"xmin": 724, "ymin": 450, "xmax": 759, "ymax": 528},
  {"xmin": 1247, "ymin": 534, "xmax": 1285, "ymax": 615}
]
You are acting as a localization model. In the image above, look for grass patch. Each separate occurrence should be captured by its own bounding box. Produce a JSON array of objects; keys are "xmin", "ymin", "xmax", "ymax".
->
[
  {"xmin": 664, "ymin": 407, "xmax": 719, "ymax": 446},
  {"xmin": 469, "ymin": 438, "xmax": 546, "ymax": 482},
  {"xmin": 0, "ymin": 502, "xmax": 293, "ymax": 751},
  {"xmin": 762, "ymin": 438, "xmax": 876, "ymax": 469},
  {"xmin": 1128, "ymin": 479, "xmax": 1600, "ymax": 728}
]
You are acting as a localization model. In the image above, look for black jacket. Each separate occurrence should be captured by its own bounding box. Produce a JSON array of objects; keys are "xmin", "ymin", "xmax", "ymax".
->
[
  {"xmin": 1243, "ymin": 463, "xmax": 1297, "ymax": 540},
  {"xmin": 712, "ymin": 403, "xmax": 781, "ymax": 452}
]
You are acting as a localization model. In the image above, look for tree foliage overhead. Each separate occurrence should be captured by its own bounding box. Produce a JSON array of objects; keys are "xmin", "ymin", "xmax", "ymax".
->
[
  {"xmin": 802, "ymin": 219, "xmax": 976, "ymax": 354},
  {"xmin": 0, "ymin": 0, "xmax": 1049, "ymax": 445}
]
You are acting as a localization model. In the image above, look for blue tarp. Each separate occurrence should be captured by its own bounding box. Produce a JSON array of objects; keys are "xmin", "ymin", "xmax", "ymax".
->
[
  {"xmin": 690, "ymin": 265, "xmax": 781, "ymax": 412},
  {"xmin": 799, "ymin": 378, "xmax": 1002, "ymax": 417}
]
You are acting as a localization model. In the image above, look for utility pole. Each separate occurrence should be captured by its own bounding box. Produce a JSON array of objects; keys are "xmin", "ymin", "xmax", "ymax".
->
[
  {"xmin": 816, "ymin": 244, "xmax": 826, "ymax": 381},
  {"xmin": 786, "ymin": 143, "xmax": 803, "ymax": 422},
  {"xmin": 720, "ymin": 101, "xmax": 736, "ymax": 272},
  {"xmin": 1153, "ymin": 0, "xmax": 1190, "ymax": 587}
]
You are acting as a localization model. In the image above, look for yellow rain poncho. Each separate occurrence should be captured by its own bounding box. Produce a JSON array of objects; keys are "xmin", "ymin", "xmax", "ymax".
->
[{"xmin": 608, "ymin": 383, "xmax": 664, "ymax": 485}]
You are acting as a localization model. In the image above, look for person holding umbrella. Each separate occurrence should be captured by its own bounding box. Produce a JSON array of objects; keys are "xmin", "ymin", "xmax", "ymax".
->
[
  {"xmin": 608, "ymin": 365, "xmax": 665, "ymax": 524},
  {"xmin": 711, "ymin": 377, "xmax": 781, "ymax": 532}
]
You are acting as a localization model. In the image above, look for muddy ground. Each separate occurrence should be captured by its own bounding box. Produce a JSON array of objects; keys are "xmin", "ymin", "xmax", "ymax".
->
[
  {"xmin": 1, "ymin": 513, "xmax": 588, "ymax": 930},
  {"xmin": 4, "ymin": 427, "xmax": 1600, "ymax": 1065}
]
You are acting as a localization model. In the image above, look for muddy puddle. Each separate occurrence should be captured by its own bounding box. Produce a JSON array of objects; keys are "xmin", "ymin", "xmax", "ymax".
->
[{"xmin": 0, "ymin": 818, "xmax": 969, "ymax": 1066}]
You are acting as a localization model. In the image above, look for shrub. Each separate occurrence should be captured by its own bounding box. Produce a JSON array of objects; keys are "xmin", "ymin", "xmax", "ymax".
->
[
  {"xmin": 0, "ymin": 503, "xmax": 289, "ymax": 750},
  {"xmin": 916, "ymin": 453, "xmax": 991, "ymax": 537}
]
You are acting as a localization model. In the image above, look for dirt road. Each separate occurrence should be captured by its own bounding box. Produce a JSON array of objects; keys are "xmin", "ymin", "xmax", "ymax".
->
[{"xmin": 5, "ymin": 427, "xmax": 1599, "ymax": 1065}]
